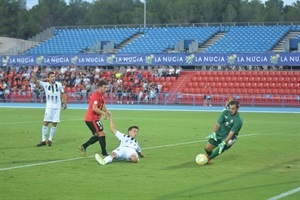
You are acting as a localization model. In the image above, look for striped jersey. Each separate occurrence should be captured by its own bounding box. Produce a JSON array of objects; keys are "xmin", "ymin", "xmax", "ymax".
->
[
  {"xmin": 115, "ymin": 131, "xmax": 142, "ymax": 153},
  {"xmin": 39, "ymin": 81, "xmax": 64, "ymax": 109}
]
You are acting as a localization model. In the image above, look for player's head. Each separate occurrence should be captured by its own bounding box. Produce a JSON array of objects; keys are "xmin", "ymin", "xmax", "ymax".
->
[
  {"xmin": 128, "ymin": 126, "xmax": 139, "ymax": 138},
  {"xmin": 47, "ymin": 72, "xmax": 56, "ymax": 83},
  {"xmin": 229, "ymin": 100, "xmax": 240, "ymax": 115},
  {"xmin": 98, "ymin": 79, "xmax": 107, "ymax": 94}
]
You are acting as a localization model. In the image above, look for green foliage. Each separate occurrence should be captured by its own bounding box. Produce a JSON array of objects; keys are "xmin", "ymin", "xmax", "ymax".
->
[
  {"xmin": 0, "ymin": 0, "xmax": 299, "ymax": 39},
  {"xmin": 0, "ymin": 107, "xmax": 299, "ymax": 199}
]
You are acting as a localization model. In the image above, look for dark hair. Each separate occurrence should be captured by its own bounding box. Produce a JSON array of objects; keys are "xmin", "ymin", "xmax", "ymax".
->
[
  {"xmin": 98, "ymin": 79, "xmax": 107, "ymax": 87},
  {"xmin": 47, "ymin": 72, "xmax": 55, "ymax": 78},
  {"xmin": 229, "ymin": 100, "xmax": 240, "ymax": 108},
  {"xmin": 128, "ymin": 126, "xmax": 139, "ymax": 132}
]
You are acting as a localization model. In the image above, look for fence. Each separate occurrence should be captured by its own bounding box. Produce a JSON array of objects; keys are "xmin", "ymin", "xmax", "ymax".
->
[{"xmin": 3, "ymin": 91, "xmax": 299, "ymax": 108}]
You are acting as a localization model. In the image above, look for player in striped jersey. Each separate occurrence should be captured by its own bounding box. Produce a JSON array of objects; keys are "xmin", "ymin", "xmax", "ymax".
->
[
  {"xmin": 95, "ymin": 113, "xmax": 146, "ymax": 165},
  {"xmin": 33, "ymin": 66, "xmax": 67, "ymax": 147}
]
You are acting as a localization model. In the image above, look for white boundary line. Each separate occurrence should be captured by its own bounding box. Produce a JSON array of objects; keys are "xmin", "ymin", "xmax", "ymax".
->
[
  {"xmin": 0, "ymin": 103, "xmax": 299, "ymax": 113},
  {"xmin": 0, "ymin": 133, "xmax": 257, "ymax": 171},
  {"xmin": 267, "ymin": 187, "xmax": 300, "ymax": 200}
]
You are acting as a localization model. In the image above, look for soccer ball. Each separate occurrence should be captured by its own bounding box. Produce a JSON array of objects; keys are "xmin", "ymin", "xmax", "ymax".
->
[{"xmin": 195, "ymin": 154, "xmax": 208, "ymax": 165}]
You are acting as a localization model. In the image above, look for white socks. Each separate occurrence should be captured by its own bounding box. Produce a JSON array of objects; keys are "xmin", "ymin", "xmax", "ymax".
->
[
  {"xmin": 42, "ymin": 125, "xmax": 57, "ymax": 142},
  {"xmin": 42, "ymin": 125, "xmax": 48, "ymax": 141},
  {"xmin": 104, "ymin": 155, "xmax": 113, "ymax": 164},
  {"xmin": 49, "ymin": 127, "xmax": 57, "ymax": 141}
]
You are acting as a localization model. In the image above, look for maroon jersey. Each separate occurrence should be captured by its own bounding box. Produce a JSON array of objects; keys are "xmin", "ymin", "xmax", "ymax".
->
[{"xmin": 85, "ymin": 91, "xmax": 105, "ymax": 121}]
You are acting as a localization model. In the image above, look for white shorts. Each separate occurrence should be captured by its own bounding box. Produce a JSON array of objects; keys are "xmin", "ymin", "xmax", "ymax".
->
[
  {"xmin": 112, "ymin": 147, "xmax": 138, "ymax": 161},
  {"xmin": 44, "ymin": 108, "xmax": 61, "ymax": 123}
]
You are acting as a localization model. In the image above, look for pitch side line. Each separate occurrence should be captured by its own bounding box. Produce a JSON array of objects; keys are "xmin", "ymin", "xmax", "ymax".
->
[
  {"xmin": 0, "ymin": 133, "xmax": 257, "ymax": 171},
  {"xmin": 267, "ymin": 187, "xmax": 300, "ymax": 200}
]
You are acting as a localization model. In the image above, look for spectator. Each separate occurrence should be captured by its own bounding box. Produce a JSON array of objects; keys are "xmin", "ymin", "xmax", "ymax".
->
[
  {"xmin": 202, "ymin": 85, "xmax": 212, "ymax": 106},
  {"xmin": 0, "ymin": 80, "xmax": 6, "ymax": 102},
  {"xmin": 137, "ymin": 90, "xmax": 143, "ymax": 104},
  {"xmin": 116, "ymin": 84, "xmax": 123, "ymax": 104},
  {"xmin": 149, "ymin": 87, "xmax": 158, "ymax": 104},
  {"xmin": 60, "ymin": 66, "xmax": 68, "ymax": 74},
  {"xmin": 30, "ymin": 79, "xmax": 39, "ymax": 102}
]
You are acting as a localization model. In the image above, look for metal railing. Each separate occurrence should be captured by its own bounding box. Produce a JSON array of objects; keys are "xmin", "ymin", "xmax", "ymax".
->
[{"xmin": 4, "ymin": 91, "xmax": 299, "ymax": 108}]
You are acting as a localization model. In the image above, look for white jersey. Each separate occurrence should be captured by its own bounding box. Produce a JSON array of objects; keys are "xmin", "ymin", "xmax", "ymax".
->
[
  {"xmin": 39, "ymin": 81, "xmax": 64, "ymax": 109},
  {"xmin": 115, "ymin": 131, "xmax": 142, "ymax": 153}
]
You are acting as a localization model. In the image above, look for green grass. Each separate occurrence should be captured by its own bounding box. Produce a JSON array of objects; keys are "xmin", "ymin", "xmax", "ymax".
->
[{"xmin": 0, "ymin": 107, "xmax": 299, "ymax": 200}]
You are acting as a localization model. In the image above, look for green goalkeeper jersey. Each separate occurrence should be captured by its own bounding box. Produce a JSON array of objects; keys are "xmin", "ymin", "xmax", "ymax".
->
[{"xmin": 216, "ymin": 109, "xmax": 243, "ymax": 140}]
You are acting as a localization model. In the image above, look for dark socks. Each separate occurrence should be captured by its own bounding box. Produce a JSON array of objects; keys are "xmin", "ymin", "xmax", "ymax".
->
[
  {"xmin": 204, "ymin": 148, "xmax": 212, "ymax": 156},
  {"xmin": 98, "ymin": 136, "xmax": 107, "ymax": 156},
  {"xmin": 82, "ymin": 135, "xmax": 98, "ymax": 148}
]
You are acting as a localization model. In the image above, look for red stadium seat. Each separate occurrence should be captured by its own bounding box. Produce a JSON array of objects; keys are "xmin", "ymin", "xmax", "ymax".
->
[
  {"xmin": 207, "ymin": 76, "xmax": 214, "ymax": 82},
  {"xmin": 196, "ymin": 76, "xmax": 203, "ymax": 82},
  {"xmin": 236, "ymin": 77, "xmax": 243, "ymax": 82},
  {"xmin": 187, "ymin": 82, "xmax": 193, "ymax": 87},
  {"xmin": 219, "ymin": 76, "xmax": 225, "ymax": 82},
  {"xmin": 183, "ymin": 88, "xmax": 189, "ymax": 93},
  {"xmin": 194, "ymin": 88, "xmax": 201, "ymax": 94},
  {"xmin": 192, "ymin": 82, "xmax": 198, "ymax": 87},
  {"xmin": 188, "ymin": 88, "xmax": 195, "ymax": 93},
  {"xmin": 229, "ymin": 88, "xmax": 235, "ymax": 94},
  {"xmin": 191, "ymin": 77, "xmax": 197, "ymax": 82},
  {"xmin": 235, "ymin": 88, "xmax": 241, "ymax": 94},
  {"xmin": 259, "ymin": 88, "xmax": 266, "ymax": 94},
  {"xmin": 257, "ymin": 82, "xmax": 263, "ymax": 88}
]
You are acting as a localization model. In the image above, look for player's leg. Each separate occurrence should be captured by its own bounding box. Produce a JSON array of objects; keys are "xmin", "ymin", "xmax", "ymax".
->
[
  {"xmin": 203, "ymin": 138, "xmax": 220, "ymax": 162},
  {"xmin": 103, "ymin": 150, "xmax": 119, "ymax": 164},
  {"xmin": 92, "ymin": 120, "xmax": 108, "ymax": 156},
  {"xmin": 80, "ymin": 121, "xmax": 100, "ymax": 155},
  {"xmin": 36, "ymin": 108, "xmax": 50, "ymax": 146},
  {"xmin": 204, "ymin": 138, "xmax": 217, "ymax": 156},
  {"xmin": 48, "ymin": 109, "xmax": 61, "ymax": 146},
  {"xmin": 95, "ymin": 148, "xmax": 121, "ymax": 165},
  {"xmin": 209, "ymin": 137, "xmax": 237, "ymax": 160},
  {"xmin": 96, "ymin": 131, "xmax": 108, "ymax": 156},
  {"xmin": 126, "ymin": 148, "xmax": 139, "ymax": 163}
]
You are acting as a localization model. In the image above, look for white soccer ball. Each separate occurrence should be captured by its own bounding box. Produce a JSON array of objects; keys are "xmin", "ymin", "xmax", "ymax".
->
[{"xmin": 195, "ymin": 154, "xmax": 208, "ymax": 165}]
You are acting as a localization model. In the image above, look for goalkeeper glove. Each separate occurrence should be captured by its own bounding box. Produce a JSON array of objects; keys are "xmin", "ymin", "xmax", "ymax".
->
[
  {"xmin": 206, "ymin": 132, "xmax": 217, "ymax": 141},
  {"xmin": 218, "ymin": 141, "xmax": 226, "ymax": 154}
]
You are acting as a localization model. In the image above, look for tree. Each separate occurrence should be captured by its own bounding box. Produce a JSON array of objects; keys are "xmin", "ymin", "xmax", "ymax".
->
[
  {"xmin": 0, "ymin": 0, "xmax": 27, "ymax": 38},
  {"xmin": 264, "ymin": 0, "xmax": 284, "ymax": 21}
]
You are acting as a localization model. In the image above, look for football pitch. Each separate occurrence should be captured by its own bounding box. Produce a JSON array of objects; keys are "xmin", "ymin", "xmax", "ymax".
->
[{"xmin": 0, "ymin": 107, "xmax": 299, "ymax": 200}]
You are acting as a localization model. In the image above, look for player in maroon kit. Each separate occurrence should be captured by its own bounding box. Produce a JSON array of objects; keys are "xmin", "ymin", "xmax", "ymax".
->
[{"xmin": 79, "ymin": 80, "xmax": 111, "ymax": 157}]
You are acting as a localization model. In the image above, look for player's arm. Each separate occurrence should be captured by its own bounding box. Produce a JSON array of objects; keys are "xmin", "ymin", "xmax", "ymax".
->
[
  {"xmin": 101, "ymin": 104, "xmax": 111, "ymax": 117},
  {"xmin": 206, "ymin": 122, "xmax": 220, "ymax": 141},
  {"xmin": 212, "ymin": 123, "xmax": 220, "ymax": 133},
  {"xmin": 108, "ymin": 114, "xmax": 117, "ymax": 135},
  {"xmin": 92, "ymin": 104, "xmax": 108, "ymax": 118},
  {"xmin": 61, "ymin": 92, "xmax": 67, "ymax": 110},
  {"xmin": 138, "ymin": 152, "xmax": 146, "ymax": 158},
  {"xmin": 224, "ymin": 130, "xmax": 235, "ymax": 143},
  {"xmin": 32, "ymin": 66, "xmax": 40, "ymax": 85},
  {"xmin": 206, "ymin": 112, "xmax": 223, "ymax": 140},
  {"xmin": 225, "ymin": 119, "xmax": 242, "ymax": 143}
]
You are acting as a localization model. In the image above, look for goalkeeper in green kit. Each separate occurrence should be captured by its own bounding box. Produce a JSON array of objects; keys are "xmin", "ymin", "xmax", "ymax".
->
[{"xmin": 204, "ymin": 100, "xmax": 243, "ymax": 163}]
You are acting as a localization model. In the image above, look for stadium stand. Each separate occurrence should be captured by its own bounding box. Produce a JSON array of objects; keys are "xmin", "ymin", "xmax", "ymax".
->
[
  {"xmin": 1, "ymin": 66, "xmax": 299, "ymax": 107},
  {"xmin": 26, "ymin": 28, "xmax": 139, "ymax": 55},
  {"xmin": 205, "ymin": 26, "xmax": 290, "ymax": 53},
  {"xmin": 118, "ymin": 27, "xmax": 219, "ymax": 53},
  {"xmin": 25, "ymin": 25, "xmax": 299, "ymax": 54},
  {"xmin": 2, "ymin": 24, "xmax": 299, "ymax": 107}
]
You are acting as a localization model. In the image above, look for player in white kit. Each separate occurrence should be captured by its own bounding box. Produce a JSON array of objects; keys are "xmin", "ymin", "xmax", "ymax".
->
[
  {"xmin": 95, "ymin": 113, "xmax": 146, "ymax": 165},
  {"xmin": 33, "ymin": 66, "xmax": 67, "ymax": 147}
]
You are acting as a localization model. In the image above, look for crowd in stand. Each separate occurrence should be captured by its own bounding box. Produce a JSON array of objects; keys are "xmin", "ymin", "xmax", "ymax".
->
[{"xmin": 0, "ymin": 65, "xmax": 181, "ymax": 104}]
